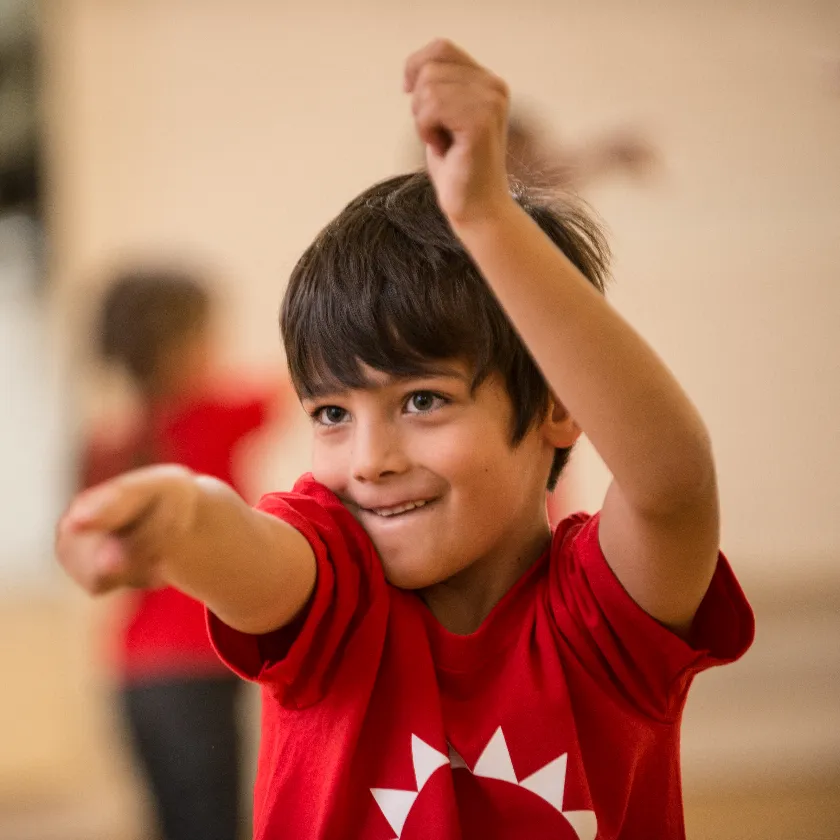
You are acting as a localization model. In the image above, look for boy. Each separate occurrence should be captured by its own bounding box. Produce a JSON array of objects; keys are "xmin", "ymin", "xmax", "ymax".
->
[{"xmin": 57, "ymin": 41, "xmax": 754, "ymax": 839}]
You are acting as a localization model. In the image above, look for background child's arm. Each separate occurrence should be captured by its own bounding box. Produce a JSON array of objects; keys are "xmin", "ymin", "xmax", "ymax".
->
[
  {"xmin": 56, "ymin": 466, "xmax": 316, "ymax": 635},
  {"xmin": 407, "ymin": 40, "xmax": 717, "ymax": 636}
]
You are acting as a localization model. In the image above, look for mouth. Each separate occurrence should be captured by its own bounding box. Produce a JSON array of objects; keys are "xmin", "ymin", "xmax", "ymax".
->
[{"xmin": 360, "ymin": 498, "xmax": 436, "ymax": 518}]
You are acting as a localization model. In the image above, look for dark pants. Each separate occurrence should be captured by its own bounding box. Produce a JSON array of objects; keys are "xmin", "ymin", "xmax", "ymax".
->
[{"xmin": 122, "ymin": 676, "xmax": 244, "ymax": 840}]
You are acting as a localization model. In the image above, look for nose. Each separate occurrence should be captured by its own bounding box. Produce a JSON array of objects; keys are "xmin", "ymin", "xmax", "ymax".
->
[{"xmin": 351, "ymin": 419, "xmax": 409, "ymax": 483}]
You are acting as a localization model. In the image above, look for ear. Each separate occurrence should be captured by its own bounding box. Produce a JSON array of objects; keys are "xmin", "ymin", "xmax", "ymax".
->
[{"xmin": 541, "ymin": 396, "xmax": 582, "ymax": 449}]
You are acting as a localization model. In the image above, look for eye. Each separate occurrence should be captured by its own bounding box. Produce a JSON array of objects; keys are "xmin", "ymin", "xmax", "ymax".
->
[
  {"xmin": 405, "ymin": 391, "xmax": 447, "ymax": 414},
  {"xmin": 312, "ymin": 405, "xmax": 349, "ymax": 426}
]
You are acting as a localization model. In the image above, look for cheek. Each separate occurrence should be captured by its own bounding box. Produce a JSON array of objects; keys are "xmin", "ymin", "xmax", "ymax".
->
[
  {"xmin": 420, "ymin": 422, "xmax": 517, "ymax": 504},
  {"xmin": 414, "ymin": 425, "xmax": 493, "ymax": 486},
  {"xmin": 310, "ymin": 440, "xmax": 347, "ymax": 490}
]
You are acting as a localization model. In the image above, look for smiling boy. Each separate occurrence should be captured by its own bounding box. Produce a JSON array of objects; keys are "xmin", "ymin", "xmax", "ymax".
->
[{"xmin": 56, "ymin": 40, "xmax": 753, "ymax": 840}]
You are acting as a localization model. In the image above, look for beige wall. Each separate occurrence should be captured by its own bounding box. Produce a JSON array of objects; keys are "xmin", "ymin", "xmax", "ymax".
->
[
  {"xmin": 2, "ymin": 0, "xmax": 838, "ymax": 831},
  {"xmin": 43, "ymin": 0, "xmax": 840, "ymax": 566}
]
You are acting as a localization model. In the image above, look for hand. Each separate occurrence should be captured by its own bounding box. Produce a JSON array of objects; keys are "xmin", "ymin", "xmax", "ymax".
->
[
  {"xmin": 55, "ymin": 465, "xmax": 197, "ymax": 595},
  {"xmin": 404, "ymin": 39, "xmax": 513, "ymax": 226}
]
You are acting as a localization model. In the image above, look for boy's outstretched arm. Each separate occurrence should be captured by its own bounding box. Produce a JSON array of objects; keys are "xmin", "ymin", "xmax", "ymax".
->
[
  {"xmin": 406, "ymin": 40, "xmax": 717, "ymax": 636},
  {"xmin": 55, "ymin": 465, "xmax": 316, "ymax": 635}
]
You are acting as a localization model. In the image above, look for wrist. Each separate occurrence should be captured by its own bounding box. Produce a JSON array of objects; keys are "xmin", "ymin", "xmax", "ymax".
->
[
  {"xmin": 156, "ymin": 468, "xmax": 204, "ymax": 585},
  {"xmin": 448, "ymin": 194, "xmax": 530, "ymax": 248}
]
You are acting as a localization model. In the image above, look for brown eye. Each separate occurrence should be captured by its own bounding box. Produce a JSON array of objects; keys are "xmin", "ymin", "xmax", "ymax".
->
[
  {"xmin": 406, "ymin": 391, "xmax": 446, "ymax": 414},
  {"xmin": 315, "ymin": 405, "xmax": 348, "ymax": 425}
]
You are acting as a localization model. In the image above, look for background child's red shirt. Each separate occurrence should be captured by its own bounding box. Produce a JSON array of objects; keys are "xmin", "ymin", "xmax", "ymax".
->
[{"xmin": 82, "ymin": 386, "xmax": 276, "ymax": 680}]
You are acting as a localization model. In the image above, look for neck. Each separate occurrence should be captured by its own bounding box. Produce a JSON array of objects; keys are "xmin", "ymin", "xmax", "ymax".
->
[{"xmin": 420, "ymin": 514, "xmax": 551, "ymax": 635}]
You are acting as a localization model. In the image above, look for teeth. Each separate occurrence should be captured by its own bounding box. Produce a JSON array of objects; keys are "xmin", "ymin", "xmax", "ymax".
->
[{"xmin": 371, "ymin": 500, "xmax": 428, "ymax": 517}]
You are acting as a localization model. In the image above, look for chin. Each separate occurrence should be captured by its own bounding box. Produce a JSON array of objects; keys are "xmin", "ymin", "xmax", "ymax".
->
[
  {"xmin": 380, "ymin": 557, "xmax": 448, "ymax": 591},
  {"xmin": 381, "ymin": 567, "xmax": 433, "ymax": 590}
]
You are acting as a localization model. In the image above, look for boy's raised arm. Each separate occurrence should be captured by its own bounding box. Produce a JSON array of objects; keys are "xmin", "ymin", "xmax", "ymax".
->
[
  {"xmin": 55, "ymin": 465, "xmax": 316, "ymax": 635},
  {"xmin": 406, "ymin": 39, "xmax": 718, "ymax": 635}
]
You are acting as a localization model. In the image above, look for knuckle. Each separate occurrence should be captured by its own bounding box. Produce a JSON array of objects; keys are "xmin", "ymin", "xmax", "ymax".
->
[
  {"xmin": 414, "ymin": 87, "xmax": 437, "ymax": 116},
  {"xmin": 416, "ymin": 63, "xmax": 440, "ymax": 91},
  {"xmin": 148, "ymin": 463, "xmax": 192, "ymax": 483},
  {"xmin": 492, "ymin": 74, "xmax": 510, "ymax": 99},
  {"xmin": 488, "ymin": 86, "xmax": 509, "ymax": 112}
]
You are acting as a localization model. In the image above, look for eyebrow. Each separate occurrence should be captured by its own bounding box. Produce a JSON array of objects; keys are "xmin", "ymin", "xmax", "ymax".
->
[{"xmin": 302, "ymin": 365, "xmax": 471, "ymax": 401}]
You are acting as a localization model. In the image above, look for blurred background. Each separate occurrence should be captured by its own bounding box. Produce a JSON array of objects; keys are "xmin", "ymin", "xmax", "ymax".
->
[{"xmin": 1, "ymin": 0, "xmax": 839, "ymax": 838}]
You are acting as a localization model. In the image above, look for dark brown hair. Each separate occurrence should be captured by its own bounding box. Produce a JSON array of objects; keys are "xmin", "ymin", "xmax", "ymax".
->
[
  {"xmin": 97, "ymin": 267, "xmax": 210, "ymax": 391},
  {"xmin": 281, "ymin": 172, "xmax": 609, "ymax": 489}
]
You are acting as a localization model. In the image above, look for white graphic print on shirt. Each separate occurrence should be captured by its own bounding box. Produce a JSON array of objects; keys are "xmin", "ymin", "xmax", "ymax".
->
[{"xmin": 370, "ymin": 727, "xmax": 597, "ymax": 839}]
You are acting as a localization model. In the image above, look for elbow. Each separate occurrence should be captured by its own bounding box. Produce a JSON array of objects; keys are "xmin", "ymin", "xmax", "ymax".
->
[
  {"xmin": 640, "ymin": 425, "xmax": 718, "ymax": 519},
  {"xmin": 214, "ymin": 608, "xmax": 294, "ymax": 637},
  {"xmin": 209, "ymin": 588, "xmax": 307, "ymax": 636}
]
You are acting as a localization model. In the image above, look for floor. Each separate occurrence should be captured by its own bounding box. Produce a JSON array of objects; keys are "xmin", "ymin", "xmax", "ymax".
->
[{"xmin": 684, "ymin": 780, "xmax": 840, "ymax": 840}]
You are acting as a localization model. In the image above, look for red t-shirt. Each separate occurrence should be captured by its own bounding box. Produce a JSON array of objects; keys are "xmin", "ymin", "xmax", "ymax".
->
[
  {"xmin": 83, "ymin": 386, "xmax": 275, "ymax": 680},
  {"xmin": 209, "ymin": 475, "xmax": 754, "ymax": 840}
]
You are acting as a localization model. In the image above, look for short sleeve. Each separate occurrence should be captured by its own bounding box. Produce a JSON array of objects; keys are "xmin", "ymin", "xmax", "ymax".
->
[
  {"xmin": 547, "ymin": 512, "xmax": 755, "ymax": 722},
  {"xmin": 207, "ymin": 475, "xmax": 388, "ymax": 708}
]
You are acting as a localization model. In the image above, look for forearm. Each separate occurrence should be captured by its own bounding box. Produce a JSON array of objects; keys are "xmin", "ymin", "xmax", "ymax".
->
[
  {"xmin": 453, "ymin": 201, "xmax": 714, "ymax": 516},
  {"xmin": 161, "ymin": 475, "xmax": 316, "ymax": 634}
]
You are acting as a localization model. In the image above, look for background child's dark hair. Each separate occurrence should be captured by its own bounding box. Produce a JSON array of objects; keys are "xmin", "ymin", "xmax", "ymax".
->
[
  {"xmin": 281, "ymin": 172, "xmax": 609, "ymax": 489},
  {"xmin": 97, "ymin": 267, "xmax": 210, "ymax": 393}
]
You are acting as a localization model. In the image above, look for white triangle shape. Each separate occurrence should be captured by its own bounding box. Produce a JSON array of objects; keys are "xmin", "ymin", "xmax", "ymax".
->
[
  {"xmin": 412, "ymin": 735, "xmax": 449, "ymax": 791},
  {"xmin": 520, "ymin": 752, "xmax": 568, "ymax": 813},
  {"xmin": 370, "ymin": 788, "xmax": 418, "ymax": 839},
  {"xmin": 563, "ymin": 809, "xmax": 598, "ymax": 840},
  {"xmin": 472, "ymin": 726, "xmax": 518, "ymax": 783}
]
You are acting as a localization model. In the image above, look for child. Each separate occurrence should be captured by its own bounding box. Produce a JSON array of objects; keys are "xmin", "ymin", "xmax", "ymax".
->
[
  {"xmin": 58, "ymin": 41, "xmax": 754, "ymax": 840},
  {"xmin": 81, "ymin": 267, "xmax": 285, "ymax": 840}
]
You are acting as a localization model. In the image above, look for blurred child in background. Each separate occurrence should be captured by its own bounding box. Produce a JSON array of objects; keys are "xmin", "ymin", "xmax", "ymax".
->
[{"xmin": 81, "ymin": 266, "xmax": 288, "ymax": 840}]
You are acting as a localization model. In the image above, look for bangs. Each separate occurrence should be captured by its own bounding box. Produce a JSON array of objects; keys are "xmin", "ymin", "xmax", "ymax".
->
[
  {"xmin": 282, "ymin": 180, "xmax": 502, "ymax": 400},
  {"xmin": 286, "ymin": 272, "xmax": 497, "ymax": 399}
]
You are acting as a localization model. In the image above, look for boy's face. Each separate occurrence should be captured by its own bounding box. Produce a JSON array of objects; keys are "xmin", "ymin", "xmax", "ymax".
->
[{"xmin": 302, "ymin": 360, "xmax": 572, "ymax": 589}]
